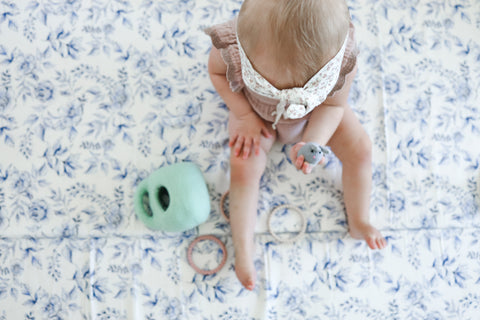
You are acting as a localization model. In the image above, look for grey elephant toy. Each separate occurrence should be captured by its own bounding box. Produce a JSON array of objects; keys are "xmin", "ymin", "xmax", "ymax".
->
[{"xmin": 297, "ymin": 142, "xmax": 330, "ymax": 165}]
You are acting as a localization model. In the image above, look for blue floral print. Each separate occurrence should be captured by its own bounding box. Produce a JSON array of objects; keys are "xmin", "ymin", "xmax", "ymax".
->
[{"xmin": 0, "ymin": 0, "xmax": 479, "ymax": 319}]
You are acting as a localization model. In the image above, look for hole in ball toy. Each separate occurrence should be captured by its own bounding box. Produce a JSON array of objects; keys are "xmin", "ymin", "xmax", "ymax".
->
[
  {"xmin": 158, "ymin": 186, "xmax": 170, "ymax": 211},
  {"xmin": 142, "ymin": 193, "xmax": 153, "ymax": 217}
]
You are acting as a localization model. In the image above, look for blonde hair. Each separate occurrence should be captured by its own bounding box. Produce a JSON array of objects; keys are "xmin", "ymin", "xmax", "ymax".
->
[{"xmin": 238, "ymin": 0, "xmax": 350, "ymax": 87}]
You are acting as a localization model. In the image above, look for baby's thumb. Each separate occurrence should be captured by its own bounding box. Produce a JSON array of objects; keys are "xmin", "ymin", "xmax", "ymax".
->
[
  {"xmin": 261, "ymin": 127, "xmax": 272, "ymax": 138},
  {"xmin": 290, "ymin": 142, "xmax": 305, "ymax": 160}
]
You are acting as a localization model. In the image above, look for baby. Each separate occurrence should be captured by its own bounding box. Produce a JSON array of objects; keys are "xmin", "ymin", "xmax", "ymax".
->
[{"xmin": 206, "ymin": 0, "xmax": 387, "ymax": 291}]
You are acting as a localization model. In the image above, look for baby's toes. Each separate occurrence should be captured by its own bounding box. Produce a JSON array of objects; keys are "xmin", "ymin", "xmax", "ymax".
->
[
  {"xmin": 377, "ymin": 237, "xmax": 387, "ymax": 250},
  {"xmin": 366, "ymin": 237, "xmax": 378, "ymax": 250}
]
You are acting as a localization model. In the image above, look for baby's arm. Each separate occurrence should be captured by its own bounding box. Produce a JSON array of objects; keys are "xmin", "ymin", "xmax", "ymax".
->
[
  {"xmin": 208, "ymin": 47, "xmax": 272, "ymax": 159},
  {"xmin": 302, "ymin": 105, "xmax": 344, "ymax": 145},
  {"xmin": 291, "ymin": 105, "xmax": 344, "ymax": 174},
  {"xmin": 208, "ymin": 47, "xmax": 252, "ymax": 120},
  {"xmin": 292, "ymin": 66, "xmax": 357, "ymax": 173}
]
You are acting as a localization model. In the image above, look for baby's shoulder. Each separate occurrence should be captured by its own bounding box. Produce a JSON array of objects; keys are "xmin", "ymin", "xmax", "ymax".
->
[{"xmin": 204, "ymin": 18, "xmax": 238, "ymax": 49}]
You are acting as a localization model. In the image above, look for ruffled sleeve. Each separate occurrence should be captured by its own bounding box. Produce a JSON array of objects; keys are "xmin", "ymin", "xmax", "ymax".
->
[
  {"xmin": 328, "ymin": 21, "xmax": 359, "ymax": 96},
  {"xmin": 204, "ymin": 18, "xmax": 245, "ymax": 92}
]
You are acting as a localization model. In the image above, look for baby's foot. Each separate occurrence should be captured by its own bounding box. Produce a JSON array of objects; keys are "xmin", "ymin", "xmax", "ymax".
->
[
  {"xmin": 234, "ymin": 248, "xmax": 256, "ymax": 291},
  {"xmin": 349, "ymin": 222, "xmax": 387, "ymax": 250}
]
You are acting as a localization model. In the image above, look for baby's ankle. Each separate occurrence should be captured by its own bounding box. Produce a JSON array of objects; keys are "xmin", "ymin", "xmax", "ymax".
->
[{"xmin": 348, "ymin": 218, "xmax": 371, "ymax": 228}]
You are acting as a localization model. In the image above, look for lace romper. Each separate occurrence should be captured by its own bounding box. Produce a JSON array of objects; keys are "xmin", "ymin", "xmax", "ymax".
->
[{"xmin": 205, "ymin": 18, "xmax": 359, "ymax": 144}]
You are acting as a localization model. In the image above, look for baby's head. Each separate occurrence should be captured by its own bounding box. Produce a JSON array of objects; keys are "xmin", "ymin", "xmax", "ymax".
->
[{"xmin": 237, "ymin": 0, "xmax": 350, "ymax": 88}]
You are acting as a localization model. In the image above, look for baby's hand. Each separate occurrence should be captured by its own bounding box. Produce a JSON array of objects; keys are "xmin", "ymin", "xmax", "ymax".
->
[
  {"xmin": 290, "ymin": 142, "xmax": 325, "ymax": 174},
  {"xmin": 229, "ymin": 111, "xmax": 272, "ymax": 159}
]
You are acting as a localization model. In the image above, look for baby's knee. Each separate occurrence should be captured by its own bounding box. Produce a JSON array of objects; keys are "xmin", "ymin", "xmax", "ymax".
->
[
  {"xmin": 230, "ymin": 155, "xmax": 264, "ymax": 185},
  {"xmin": 345, "ymin": 133, "xmax": 372, "ymax": 166},
  {"xmin": 355, "ymin": 134, "xmax": 372, "ymax": 163}
]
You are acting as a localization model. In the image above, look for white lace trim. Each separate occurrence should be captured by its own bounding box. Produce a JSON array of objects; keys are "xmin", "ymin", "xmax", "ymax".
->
[{"xmin": 237, "ymin": 33, "xmax": 348, "ymax": 129}]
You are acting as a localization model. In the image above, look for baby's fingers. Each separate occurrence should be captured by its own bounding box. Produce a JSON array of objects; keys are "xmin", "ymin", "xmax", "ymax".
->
[
  {"xmin": 295, "ymin": 155, "xmax": 305, "ymax": 170},
  {"xmin": 302, "ymin": 162, "xmax": 312, "ymax": 175},
  {"xmin": 261, "ymin": 127, "xmax": 273, "ymax": 139},
  {"xmin": 234, "ymin": 136, "xmax": 245, "ymax": 157},
  {"xmin": 253, "ymin": 137, "xmax": 261, "ymax": 156},
  {"xmin": 290, "ymin": 142, "xmax": 305, "ymax": 164},
  {"xmin": 229, "ymin": 134, "xmax": 238, "ymax": 148},
  {"xmin": 242, "ymin": 138, "xmax": 253, "ymax": 159}
]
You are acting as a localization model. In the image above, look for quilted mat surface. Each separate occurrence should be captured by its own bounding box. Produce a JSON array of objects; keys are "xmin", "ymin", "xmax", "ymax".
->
[{"xmin": 0, "ymin": 0, "xmax": 479, "ymax": 319}]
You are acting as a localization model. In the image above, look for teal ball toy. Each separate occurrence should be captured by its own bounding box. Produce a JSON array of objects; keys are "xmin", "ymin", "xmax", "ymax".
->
[{"xmin": 134, "ymin": 162, "xmax": 211, "ymax": 232}]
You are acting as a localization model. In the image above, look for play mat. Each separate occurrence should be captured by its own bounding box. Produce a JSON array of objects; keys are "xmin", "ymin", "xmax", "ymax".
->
[{"xmin": 0, "ymin": 0, "xmax": 479, "ymax": 318}]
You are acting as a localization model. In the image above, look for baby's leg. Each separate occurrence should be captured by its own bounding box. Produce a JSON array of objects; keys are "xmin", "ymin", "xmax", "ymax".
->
[
  {"xmin": 228, "ymin": 115, "xmax": 276, "ymax": 290},
  {"xmin": 328, "ymin": 107, "xmax": 387, "ymax": 250}
]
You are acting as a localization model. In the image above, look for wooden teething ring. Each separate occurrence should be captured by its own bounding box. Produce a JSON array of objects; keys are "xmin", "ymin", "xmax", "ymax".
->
[
  {"xmin": 187, "ymin": 235, "xmax": 227, "ymax": 275},
  {"xmin": 268, "ymin": 204, "xmax": 306, "ymax": 243}
]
